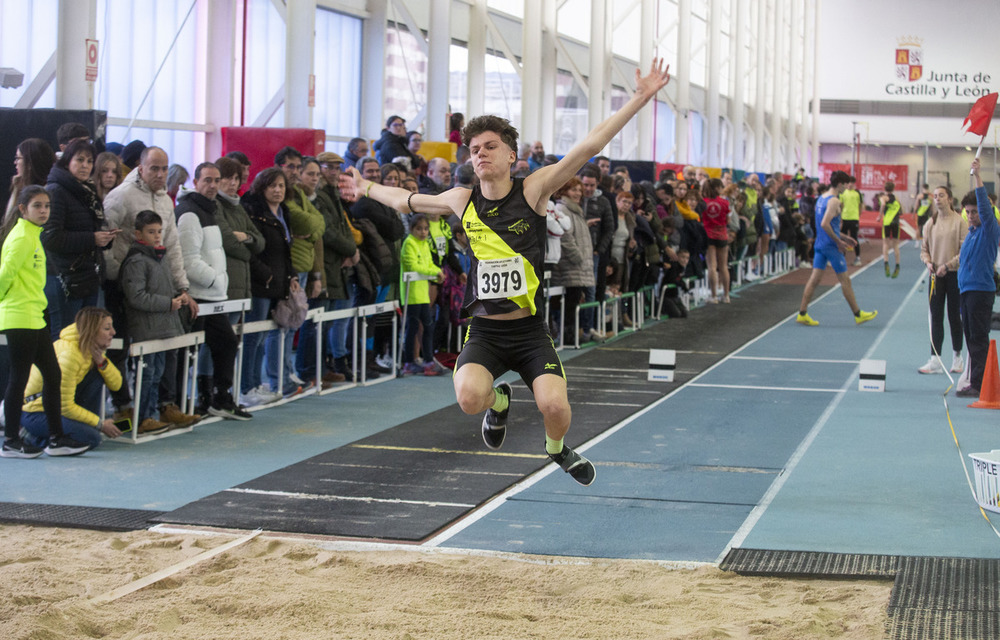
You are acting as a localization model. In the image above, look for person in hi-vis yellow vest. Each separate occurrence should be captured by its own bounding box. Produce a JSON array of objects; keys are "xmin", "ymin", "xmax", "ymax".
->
[
  {"xmin": 838, "ymin": 176, "xmax": 863, "ymax": 266},
  {"xmin": 878, "ymin": 180, "xmax": 902, "ymax": 278}
]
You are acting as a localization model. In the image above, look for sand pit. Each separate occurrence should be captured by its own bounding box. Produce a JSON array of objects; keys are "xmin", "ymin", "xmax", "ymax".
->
[{"xmin": 0, "ymin": 525, "xmax": 890, "ymax": 639}]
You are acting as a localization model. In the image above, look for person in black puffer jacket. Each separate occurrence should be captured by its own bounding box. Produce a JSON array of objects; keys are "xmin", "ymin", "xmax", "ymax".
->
[
  {"xmin": 43, "ymin": 139, "xmax": 116, "ymax": 339},
  {"xmin": 239, "ymin": 168, "xmax": 299, "ymax": 400},
  {"xmin": 373, "ymin": 115, "xmax": 421, "ymax": 169}
]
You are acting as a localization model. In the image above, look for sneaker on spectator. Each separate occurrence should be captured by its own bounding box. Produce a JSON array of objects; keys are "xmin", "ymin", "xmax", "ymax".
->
[
  {"xmin": 281, "ymin": 383, "xmax": 304, "ymax": 398},
  {"xmin": 376, "ymin": 353, "xmax": 395, "ymax": 370},
  {"xmin": 44, "ymin": 435, "xmax": 92, "ymax": 456},
  {"xmin": 918, "ymin": 357, "xmax": 944, "ymax": 374},
  {"xmin": 159, "ymin": 403, "xmax": 201, "ymax": 428},
  {"xmin": 255, "ymin": 385, "xmax": 282, "ymax": 404},
  {"xmin": 137, "ymin": 418, "xmax": 171, "ymax": 435},
  {"xmin": 400, "ymin": 362, "xmax": 422, "ymax": 376},
  {"xmin": 852, "ymin": 257, "xmax": 862, "ymax": 266},
  {"xmin": 1, "ymin": 437, "xmax": 44, "ymax": 459},
  {"xmin": 744, "ymin": 271, "xmax": 760, "ymax": 282},
  {"xmin": 428, "ymin": 360, "xmax": 450, "ymax": 375},
  {"xmin": 322, "ymin": 369, "xmax": 346, "ymax": 384},
  {"xmin": 421, "ymin": 363, "xmax": 442, "ymax": 376},
  {"xmin": 951, "ymin": 353, "xmax": 965, "ymax": 374},
  {"xmin": 239, "ymin": 388, "xmax": 264, "ymax": 408},
  {"xmin": 289, "ymin": 371, "xmax": 306, "ymax": 386},
  {"xmin": 208, "ymin": 396, "xmax": 253, "ymax": 421}
]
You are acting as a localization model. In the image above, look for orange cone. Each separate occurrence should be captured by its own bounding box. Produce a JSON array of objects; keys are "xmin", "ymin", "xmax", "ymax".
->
[{"xmin": 970, "ymin": 339, "xmax": 1000, "ymax": 409}]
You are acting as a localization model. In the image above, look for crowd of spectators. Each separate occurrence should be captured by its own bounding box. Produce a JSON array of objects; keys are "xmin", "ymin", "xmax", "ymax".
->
[{"xmin": 4, "ymin": 117, "xmax": 992, "ymax": 454}]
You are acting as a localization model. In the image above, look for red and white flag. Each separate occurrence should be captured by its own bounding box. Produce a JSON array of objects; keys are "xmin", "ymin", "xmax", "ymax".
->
[{"xmin": 962, "ymin": 92, "xmax": 998, "ymax": 136}]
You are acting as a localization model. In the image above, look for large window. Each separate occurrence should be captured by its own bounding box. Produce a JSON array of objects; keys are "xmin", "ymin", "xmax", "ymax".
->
[
  {"xmin": 383, "ymin": 22, "xmax": 427, "ymax": 128},
  {"xmin": 609, "ymin": 86, "xmax": 637, "ymax": 160},
  {"xmin": 653, "ymin": 100, "xmax": 676, "ymax": 163},
  {"xmin": 448, "ymin": 44, "xmax": 468, "ymax": 118},
  {"xmin": 243, "ymin": 0, "xmax": 286, "ymax": 128},
  {"xmin": 0, "ymin": 0, "xmax": 57, "ymax": 108},
  {"xmin": 313, "ymin": 8, "xmax": 362, "ymax": 139},
  {"xmin": 482, "ymin": 51, "xmax": 520, "ymax": 129},
  {"xmin": 96, "ymin": 0, "xmax": 200, "ymax": 172},
  {"xmin": 554, "ymin": 70, "xmax": 586, "ymax": 156}
]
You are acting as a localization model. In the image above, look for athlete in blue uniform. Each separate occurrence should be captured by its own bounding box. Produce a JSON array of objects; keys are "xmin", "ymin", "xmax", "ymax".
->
[
  {"xmin": 348, "ymin": 59, "xmax": 672, "ymax": 485},
  {"xmin": 797, "ymin": 171, "xmax": 878, "ymax": 326}
]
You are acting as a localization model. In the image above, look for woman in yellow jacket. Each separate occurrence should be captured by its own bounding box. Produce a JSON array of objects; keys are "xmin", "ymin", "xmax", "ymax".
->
[
  {"xmin": 400, "ymin": 214, "xmax": 442, "ymax": 376},
  {"xmin": 0, "ymin": 186, "xmax": 89, "ymax": 458},
  {"xmin": 22, "ymin": 307, "xmax": 123, "ymax": 450}
]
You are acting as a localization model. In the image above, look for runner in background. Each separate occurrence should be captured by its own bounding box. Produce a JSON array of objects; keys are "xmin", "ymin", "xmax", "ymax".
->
[
  {"xmin": 839, "ymin": 176, "xmax": 863, "ymax": 266},
  {"xmin": 879, "ymin": 181, "xmax": 902, "ymax": 278}
]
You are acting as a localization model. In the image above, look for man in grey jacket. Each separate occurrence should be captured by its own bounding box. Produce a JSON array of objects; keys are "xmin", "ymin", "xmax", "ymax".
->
[{"xmin": 104, "ymin": 146, "xmax": 200, "ymax": 427}]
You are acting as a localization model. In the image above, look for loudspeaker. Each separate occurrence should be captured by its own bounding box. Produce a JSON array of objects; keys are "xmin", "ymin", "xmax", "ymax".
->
[{"xmin": 0, "ymin": 109, "xmax": 107, "ymax": 192}]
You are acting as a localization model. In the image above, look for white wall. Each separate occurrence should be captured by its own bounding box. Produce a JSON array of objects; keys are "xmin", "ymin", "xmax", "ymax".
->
[{"xmin": 818, "ymin": 0, "xmax": 1000, "ymax": 146}]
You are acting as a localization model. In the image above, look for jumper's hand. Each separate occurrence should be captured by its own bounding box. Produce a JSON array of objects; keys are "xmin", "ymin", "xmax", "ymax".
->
[
  {"xmin": 634, "ymin": 57, "xmax": 671, "ymax": 103},
  {"xmin": 345, "ymin": 167, "xmax": 366, "ymax": 201}
]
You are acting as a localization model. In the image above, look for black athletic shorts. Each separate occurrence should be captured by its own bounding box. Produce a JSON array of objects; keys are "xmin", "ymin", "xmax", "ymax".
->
[
  {"xmin": 882, "ymin": 220, "xmax": 900, "ymax": 239},
  {"xmin": 707, "ymin": 237, "xmax": 728, "ymax": 249},
  {"xmin": 917, "ymin": 213, "xmax": 930, "ymax": 232},
  {"xmin": 456, "ymin": 314, "xmax": 565, "ymax": 388}
]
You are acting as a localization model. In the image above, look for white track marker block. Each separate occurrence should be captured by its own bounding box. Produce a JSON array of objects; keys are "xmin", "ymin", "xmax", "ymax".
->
[
  {"xmin": 859, "ymin": 359, "xmax": 886, "ymax": 392},
  {"xmin": 649, "ymin": 349, "xmax": 676, "ymax": 382}
]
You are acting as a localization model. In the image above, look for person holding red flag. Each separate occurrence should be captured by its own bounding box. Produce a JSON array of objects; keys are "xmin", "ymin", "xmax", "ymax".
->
[
  {"xmin": 956, "ymin": 158, "xmax": 999, "ymax": 398},
  {"xmin": 963, "ymin": 93, "xmax": 999, "ymax": 166}
]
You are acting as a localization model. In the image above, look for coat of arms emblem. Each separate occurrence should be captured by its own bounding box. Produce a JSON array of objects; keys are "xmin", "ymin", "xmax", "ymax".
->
[{"xmin": 895, "ymin": 36, "xmax": 923, "ymax": 82}]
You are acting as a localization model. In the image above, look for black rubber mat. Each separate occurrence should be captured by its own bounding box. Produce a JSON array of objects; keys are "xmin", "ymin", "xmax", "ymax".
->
[
  {"xmin": 720, "ymin": 550, "xmax": 1000, "ymax": 640},
  {"xmin": 886, "ymin": 556, "xmax": 1000, "ymax": 640},
  {"xmin": 154, "ymin": 278, "xmax": 819, "ymax": 540},
  {"xmin": 720, "ymin": 547, "xmax": 900, "ymax": 579},
  {"xmin": 0, "ymin": 502, "xmax": 162, "ymax": 531}
]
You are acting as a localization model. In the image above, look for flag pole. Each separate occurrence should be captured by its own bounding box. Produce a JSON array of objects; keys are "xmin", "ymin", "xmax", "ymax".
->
[{"xmin": 971, "ymin": 134, "xmax": 986, "ymax": 175}]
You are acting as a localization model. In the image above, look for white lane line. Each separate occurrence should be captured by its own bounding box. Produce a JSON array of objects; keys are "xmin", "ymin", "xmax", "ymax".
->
[
  {"xmin": 564, "ymin": 366, "xmax": 652, "ymax": 372},
  {"xmin": 718, "ymin": 270, "xmax": 925, "ymax": 563},
  {"xmin": 687, "ymin": 383, "xmax": 844, "ymax": 393},
  {"xmin": 577, "ymin": 388, "xmax": 663, "ymax": 395},
  {"xmin": 225, "ymin": 487, "xmax": 475, "ymax": 509},
  {"xmin": 511, "ymin": 399, "xmax": 644, "ymax": 407},
  {"xmin": 729, "ymin": 356, "xmax": 861, "ymax": 364}
]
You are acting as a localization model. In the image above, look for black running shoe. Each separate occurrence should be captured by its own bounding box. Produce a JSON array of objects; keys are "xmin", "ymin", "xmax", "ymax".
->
[
  {"xmin": 44, "ymin": 435, "xmax": 91, "ymax": 457},
  {"xmin": 481, "ymin": 382, "xmax": 511, "ymax": 450},
  {"xmin": 208, "ymin": 398, "xmax": 253, "ymax": 421},
  {"xmin": 549, "ymin": 445, "xmax": 596, "ymax": 486},
  {"xmin": 1, "ymin": 437, "xmax": 44, "ymax": 459}
]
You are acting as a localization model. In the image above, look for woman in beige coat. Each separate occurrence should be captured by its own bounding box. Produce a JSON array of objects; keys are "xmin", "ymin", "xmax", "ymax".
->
[{"xmin": 918, "ymin": 186, "xmax": 968, "ymax": 374}]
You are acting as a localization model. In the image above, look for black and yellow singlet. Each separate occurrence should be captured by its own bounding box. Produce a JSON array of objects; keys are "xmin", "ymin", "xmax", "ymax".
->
[
  {"xmin": 460, "ymin": 178, "xmax": 546, "ymax": 318},
  {"xmin": 883, "ymin": 196, "xmax": 901, "ymax": 225}
]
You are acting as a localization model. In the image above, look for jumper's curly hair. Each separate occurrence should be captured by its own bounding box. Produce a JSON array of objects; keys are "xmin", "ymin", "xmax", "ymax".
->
[{"xmin": 461, "ymin": 115, "xmax": 519, "ymax": 153}]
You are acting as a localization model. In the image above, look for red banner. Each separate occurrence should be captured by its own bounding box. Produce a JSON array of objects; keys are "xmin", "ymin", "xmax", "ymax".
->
[{"xmin": 818, "ymin": 163, "xmax": 908, "ymax": 191}]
